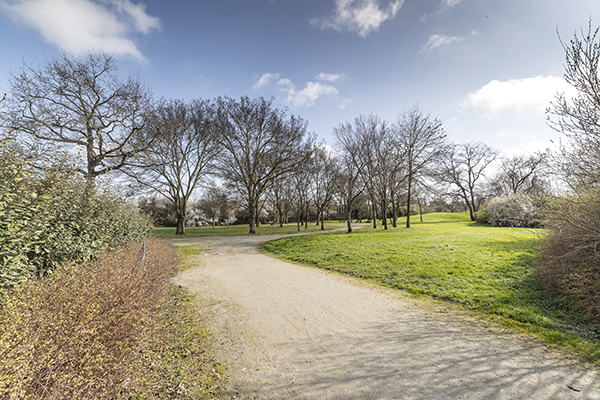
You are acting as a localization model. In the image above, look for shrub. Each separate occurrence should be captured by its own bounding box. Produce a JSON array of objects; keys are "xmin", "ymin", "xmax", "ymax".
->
[
  {"xmin": 538, "ymin": 192, "xmax": 600, "ymax": 321},
  {"xmin": 0, "ymin": 136, "xmax": 153, "ymax": 289},
  {"xmin": 484, "ymin": 194, "xmax": 539, "ymax": 228},
  {"xmin": 0, "ymin": 240, "xmax": 177, "ymax": 399}
]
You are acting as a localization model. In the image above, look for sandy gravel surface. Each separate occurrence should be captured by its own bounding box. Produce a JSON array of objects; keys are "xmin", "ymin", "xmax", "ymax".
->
[{"xmin": 171, "ymin": 234, "xmax": 600, "ymax": 399}]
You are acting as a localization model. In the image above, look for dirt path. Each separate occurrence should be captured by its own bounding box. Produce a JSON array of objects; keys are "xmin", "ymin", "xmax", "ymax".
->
[{"xmin": 172, "ymin": 234, "xmax": 600, "ymax": 399}]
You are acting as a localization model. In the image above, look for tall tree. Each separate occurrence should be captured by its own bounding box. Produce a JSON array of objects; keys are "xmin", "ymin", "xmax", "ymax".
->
[
  {"xmin": 438, "ymin": 142, "xmax": 498, "ymax": 221},
  {"xmin": 266, "ymin": 173, "xmax": 294, "ymax": 227},
  {"xmin": 309, "ymin": 145, "xmax": 340, "ymax": 230},
  {"xmin": 6, "ymin": 51, "xmax": 152, "ymax": 191},
  {"xmin": 126, "ymin": 99, "xmax": 220, "ymax": 235},
  {"xmin": 488, "ymin": 152, "xmax": 549, "ymax": 196},
  {"xmin": 215, "ymin": 96, "xmax": 314, "ymax": 234},
  {"xmin": 334, "ymin": 152, "xmax": 364, "ymax": 233},
  {"xmin": 333, "ymin": 119, "xmax": 370, "ymax": 233},
  {"xmin": 393, "ymin": 105, "xmax": 447, "ymax": 228},
  {"xmin": 334, "ymin": 115, "xmax": 389, "ymax": 229}
]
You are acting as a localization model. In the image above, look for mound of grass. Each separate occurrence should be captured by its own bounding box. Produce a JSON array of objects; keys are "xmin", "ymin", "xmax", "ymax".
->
[
  {"xmin": 154, "ymin": 221, "xmax": 345, "ymax": 238},
  {"xmin": 261, "ymin": 212, "xmax": 600, "ymax": 363}
]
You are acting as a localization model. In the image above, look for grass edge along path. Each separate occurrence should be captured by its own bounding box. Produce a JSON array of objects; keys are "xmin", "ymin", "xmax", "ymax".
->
[
  {"xmin": 154, "ymin": 221, "xmax": 346, "ymax": 238},
  {"xmin": 260, "ymin": 213, "xmax": 600, "ymax": 366}
]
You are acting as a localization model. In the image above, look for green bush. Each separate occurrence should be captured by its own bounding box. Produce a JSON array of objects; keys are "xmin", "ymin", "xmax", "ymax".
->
[{"xmin": 0, "ymin": 136, "xmax": 153, "ymax": 289}]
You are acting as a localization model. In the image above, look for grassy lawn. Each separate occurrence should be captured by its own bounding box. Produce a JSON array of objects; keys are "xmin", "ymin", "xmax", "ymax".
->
[
  {"xmin": 154, "ymin": 221, "xmax": 346, "ymax": 238},
  {"xmin": 261, "ymin": 212, "xmax": 600, "ymax": 364}
]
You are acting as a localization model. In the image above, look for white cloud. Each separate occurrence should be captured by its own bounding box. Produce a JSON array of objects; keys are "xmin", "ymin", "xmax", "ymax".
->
[
  {"xmin": 338, "ymin": 98, "xmax": 352, "ymax": 110},
  {"xmin": 0, "ymin": 0, "xmax": 160, "ymax": 62},
  {"xmin": 500, "ymin": 138, "xmax": 551, "ymax": 158},
  {"xmin": 441, "ymin": 0, "xmax": 461, "ymax": 7},
  {"xmin": 254, "ymin": 72, "xmax": 344, "ymax": 107},
  {"xmin": 253, "ymin": 72, "xmax": 280, "ymax": 90},
  {"xmin": 419, "ymin": 31, "xmax": 476, "ymax": 53},
  {"xmin": 420, "ymin": 0, "xmax": 462, "ymax": 22},
  {"xmin": 277, "ymin": 79, "xmax": 338, "ymax": 107},
  {"xmin": 461, "ymin": 76, "xmax": 575, "ymax": 119},
  {"xmin": 420, "ymin": 34, "xmax": 464, "ymax": 53},
  {"xmin": 315, "ymin": 72, "xmax": 346, "ymax": 82},
  {"xmin": 310, "ymin": 0, "xmax": 404, "ymax": 38}
]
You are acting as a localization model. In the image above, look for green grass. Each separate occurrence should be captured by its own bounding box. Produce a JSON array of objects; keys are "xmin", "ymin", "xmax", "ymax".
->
[
  {"xmin": 154, "ymin": 221, "xmax": 345, "ymax": 238},
  {"xmin": 261, "ymin": 212, "xmax": 600, "ymax": 364}
]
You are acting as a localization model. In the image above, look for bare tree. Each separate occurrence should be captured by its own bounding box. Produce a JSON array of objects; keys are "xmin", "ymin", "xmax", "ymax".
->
[
  {"xmin": 438, "ymin": 142, "xmax": 498, "ymax": 221},
  {"xmin": 126, "ymin": 98, "xmax": 220, "ymax": 235},
  {"xmin": 393, "ymin": 105, "xmax": 447, "ymax": 228},
  {"xmin": 198, "ymin": 185, "xmax": 230, "ymax": 227},
  {"xmin": 6, "ymin": 51, "xmax": 152, "ymax": 191},
  {"xmin": 215, "ymin": 96, "xmax": 314, "ymax": 234},
  {"xmin": 334, "ymin": 153, "xmax": 364, "ymax": 233},
  {"xmin": 333, "ymin": 119, "xmax": 370, "ymax": 233},
  {"xmin": 290, "ymin": 162, "xmax": 313, "ymax": 231},
  {"xmin": 488, "ymin": 152, "xmax": 549, "ymax": 196},
  {"xmin": 310, "ymin": 145, "xmax": 340, "ymax": 230},
  {"xmin": 266, "ymin": 173, "xmax": 294, "ymax": 227},
  {"xmin": 548, "ymin": 21, "xmax": 600, "ymax": 188},
  {"xmin": 334, "ymin": 115, "xmax": 394, "ymax": 229}
]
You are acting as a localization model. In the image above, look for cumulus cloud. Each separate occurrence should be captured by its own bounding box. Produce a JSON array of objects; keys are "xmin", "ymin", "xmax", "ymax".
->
[
  {"xmin": 277, "ymin": 79, "xmax": 338, "ymax": 107},
  {"xmin": 310, "ymin": 0, "xmax": 404, "ymax": 38},
  {"xmin": 253, "ymin": 72, "xmax": 281, "ymax": 90},
  {"xmin": 0, "ymin": 0, "xmax": 160, "ymax": 62},
  {"xmin": 255, "ymin": 72, "xmax": 343, "ymax": 107},
  {"xmin": 461, "ymin": 76, "xmax": 575, "ymax": 119}
]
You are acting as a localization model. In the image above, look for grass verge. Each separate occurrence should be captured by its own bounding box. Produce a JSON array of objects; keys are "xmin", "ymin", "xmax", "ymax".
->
[
  {"xmin": 154, "ymin": 221, "xmax": 345, "ymax": 238},
  {"xmin": 261, "ymin": 212, "xmax": 600, "ymax": 364}
]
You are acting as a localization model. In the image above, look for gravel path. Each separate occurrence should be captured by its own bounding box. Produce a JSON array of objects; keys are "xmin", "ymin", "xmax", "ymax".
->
[{"xmin": 171, "ymin": 234, "xmax": 600, "ymax": 399}]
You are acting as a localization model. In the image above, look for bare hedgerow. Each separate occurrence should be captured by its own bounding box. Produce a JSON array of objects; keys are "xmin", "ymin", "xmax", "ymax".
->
[
  {"xmin": 537, "ymin": 192, "xmax": 600, "ymax": 321},
  {"xmin": 0, "ymin": 239, "xmax": 177, "ymax": 399}
]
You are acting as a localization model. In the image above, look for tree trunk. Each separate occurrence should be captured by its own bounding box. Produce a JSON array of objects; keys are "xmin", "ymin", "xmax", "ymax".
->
[
  {"xmin": 304, "ymin": 204, "xmax": 309, "ymax": 229},
  {"xmin": 249, "ymin": 203, "xmax": 257, "ymax": 234},
  {"xmin": 320, "ymin": 210, "xmax": 325, "ymax": 230},
  {"xmin": 391, "ymin": 191, "xmax": 398, "ymax": 228},
  {"xmin": 346, "ymin": 207, "xmax": 353, "ymax": 233},
  {"xmin": 468, "ymin": 192, "xmax": 476, "ymax": 221},
  {"xmin": 175, "ymin": 198, "xmax": 186, "ymax": 235},
  {"xmin": 406, "ymin": 174, "xmax": 412, "ymax": 228},
  {"xmin": 382, "ymin": 197, "xmax": 388, "ymax": 230},
  {"xmin": 372, "ymin": 200, "xmax": 378, "ymax": 229}
]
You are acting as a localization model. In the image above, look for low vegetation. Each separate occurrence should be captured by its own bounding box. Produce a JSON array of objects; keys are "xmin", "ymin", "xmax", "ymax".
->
[
  {"xmin": 538, "ymin": 191, "xmax": 600, "ymax": 322},
  {"xmin": 261, "ymin": 213, "xmax": 600, "ymax": 363},
  {"xmin": 154, "ymin": 221, "xmax": 345, "ymax": 238},
  {"xmin": 0, "ymin": 240, "xmax": 227, "ymax": 399}
]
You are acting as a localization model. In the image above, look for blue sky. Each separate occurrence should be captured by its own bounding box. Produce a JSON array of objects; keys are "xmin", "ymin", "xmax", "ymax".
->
[{"xmin": 0, "ymin": 0, "xmax": 598, "ymax": 156}]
